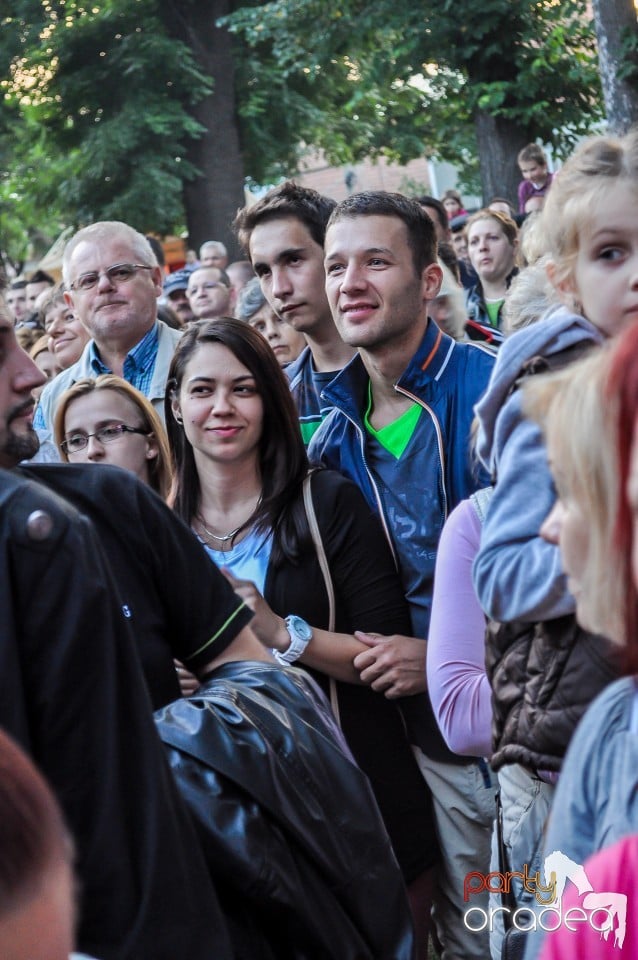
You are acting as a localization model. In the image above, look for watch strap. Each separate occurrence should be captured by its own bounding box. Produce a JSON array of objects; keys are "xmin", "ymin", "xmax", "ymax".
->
[{"xmin": 273, "ymin": 616, "xmax": 311, "ymax": 665}]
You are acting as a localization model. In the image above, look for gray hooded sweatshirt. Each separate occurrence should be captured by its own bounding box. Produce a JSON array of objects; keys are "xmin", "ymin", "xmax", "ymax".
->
[{"xmin": 472, "ymin": 304, "xmax": 604, "ymax": 622}]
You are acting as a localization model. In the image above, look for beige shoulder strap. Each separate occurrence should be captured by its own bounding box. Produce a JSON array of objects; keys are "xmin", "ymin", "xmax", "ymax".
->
[{"xmin": 302, "ymin": 472, "xmax": 340, "ymax": 724}]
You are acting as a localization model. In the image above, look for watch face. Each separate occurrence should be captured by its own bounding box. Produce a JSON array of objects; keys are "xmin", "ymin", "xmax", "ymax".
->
[{"xmin": 288, "ymin": 616, "xmax": 313, "ymax": 641}]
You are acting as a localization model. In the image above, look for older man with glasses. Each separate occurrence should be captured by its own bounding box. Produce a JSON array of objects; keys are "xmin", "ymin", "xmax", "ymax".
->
[
  {"xmin": 186, "ymin": 264, "xmax": 233, "ymax": 320},
  {"xmin": 34, "ymin": 221, "xmax": 182, "ymax": 434}
]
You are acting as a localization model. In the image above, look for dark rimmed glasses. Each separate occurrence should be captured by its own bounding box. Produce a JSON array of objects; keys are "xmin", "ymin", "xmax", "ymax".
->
[{"xmin": 61, "ymin": 423, "xmax": 148, "ymax": 455}]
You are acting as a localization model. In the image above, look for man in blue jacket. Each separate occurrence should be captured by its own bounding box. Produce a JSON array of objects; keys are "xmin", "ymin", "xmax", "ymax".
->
[{"xmin": 310, "ymin": 191, "xmax": 495, "ymax": 960}]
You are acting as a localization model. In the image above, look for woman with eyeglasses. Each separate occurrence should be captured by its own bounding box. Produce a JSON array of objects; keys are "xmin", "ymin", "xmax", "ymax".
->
[
  {"xmin": 54, "ymin": 374, "xmax": 172, "ymax": 498},
  {"xmin": 166, "ymin": 317, "xmax": 439, "ymax": 955}
]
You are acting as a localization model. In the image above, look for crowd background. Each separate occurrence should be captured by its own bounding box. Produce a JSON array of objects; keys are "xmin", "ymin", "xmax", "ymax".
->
[{"xmin": 2, "ymin": 125, "xmax": 638, "ymax": 960}]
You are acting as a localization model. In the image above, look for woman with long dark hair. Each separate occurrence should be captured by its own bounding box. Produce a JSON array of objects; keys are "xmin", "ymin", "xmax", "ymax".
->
[{"xmin": 166, "ymin": 317, "xmax": 438, "ymax": 956}]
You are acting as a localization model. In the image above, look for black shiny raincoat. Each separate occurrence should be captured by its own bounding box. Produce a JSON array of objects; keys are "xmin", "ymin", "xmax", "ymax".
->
[{"xmin": 156, "ymin": 660, "xmax": 416, "ymax": 960}]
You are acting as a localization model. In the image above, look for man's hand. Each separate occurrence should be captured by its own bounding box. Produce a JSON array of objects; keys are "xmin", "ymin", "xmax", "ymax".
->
[{"xmin": 353, "ymin": 632, "xmax": 427, "ymax": 698}]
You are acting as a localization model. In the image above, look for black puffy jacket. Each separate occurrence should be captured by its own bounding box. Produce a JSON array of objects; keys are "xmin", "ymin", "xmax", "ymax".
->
[
  {"xmin": 485, "ymin": 615, "xmax": 623, "ymax": 772},
  {"xmin": 156, "ymin": 661, "xmax": 415, "ymax": 960}
]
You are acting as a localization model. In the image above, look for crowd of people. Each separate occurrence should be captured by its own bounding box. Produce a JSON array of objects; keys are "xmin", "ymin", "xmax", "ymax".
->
[{"xmin": 2, "ymin": 126, "xmax": 638, "ymax": 960}]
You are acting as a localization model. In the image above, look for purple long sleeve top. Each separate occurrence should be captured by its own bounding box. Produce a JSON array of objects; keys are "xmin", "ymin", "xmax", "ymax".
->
[{"xmin": 426, "ymin": 498, "xmax": 493, "ymax": 757}]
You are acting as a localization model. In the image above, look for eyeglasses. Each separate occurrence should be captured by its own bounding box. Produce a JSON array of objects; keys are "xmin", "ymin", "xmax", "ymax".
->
[
  {"xmin": 61, "ymin": 423, "xmax": 148, "ymax": 454},
  {"xmin": 68, "ymin": 263, "xmax": 153, "ymax": 292}
]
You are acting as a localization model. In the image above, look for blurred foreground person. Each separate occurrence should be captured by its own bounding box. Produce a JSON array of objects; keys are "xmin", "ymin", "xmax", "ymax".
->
[
  {"xmin": 523, "ymin": 326, "xmax": 638, "ymax": 958},
  {"xmin": 0, "ymin": 289, "xmax": 238, "ymax": 958},
  {"xmin": 0, "ymin": 727, "xmax": 75, "ymax": 960},
  {"xmin": 0, "ymin": 727, "xmax": 96, "ymax": 960},
  {"xmin": 0, "ymin": 466, "xmax": 235, "ymax": 959}
]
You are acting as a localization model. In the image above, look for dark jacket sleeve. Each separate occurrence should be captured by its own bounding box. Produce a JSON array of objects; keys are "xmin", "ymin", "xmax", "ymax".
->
[
  {"xmin": 157, "ymin": 663, "xmax": 416, "ymax": 960},
  {"xmin": 0, "ymin": 472, "xmax": 232, "ymax": 960},
  {"xmin": 18, "ymin": 463, "xmax": 253, "ymax": 677},
  {"xmin": 128, "ymin": 476, "xmax": 254, "ymax": 670}
]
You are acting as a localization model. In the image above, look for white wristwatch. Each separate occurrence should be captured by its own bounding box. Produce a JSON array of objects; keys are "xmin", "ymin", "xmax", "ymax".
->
[{"xmin": 273, "ymin": 615, "xmax": 313, "ymax": 665}]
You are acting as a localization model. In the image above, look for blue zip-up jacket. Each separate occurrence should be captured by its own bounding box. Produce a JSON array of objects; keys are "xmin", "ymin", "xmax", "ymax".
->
[
  {"xmin": 310, "ymin": 321, "xmax": 494, "ymax": 562},
  {"xmin": 309, "ymin": 321, "xmax": 494, "ymax": 754}
]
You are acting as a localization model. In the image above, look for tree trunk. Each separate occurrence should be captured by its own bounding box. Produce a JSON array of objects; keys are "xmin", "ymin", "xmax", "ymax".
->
[
  {"xmin": 592, "ymin": 0, "xmax": 638, "ymax": 134},
  {"xmin": 473, "ymin": 109, "xmax": 534, "ymax": 209},
  {"xmin": 160, "ymin": 0, "xmax": 245, "ymax": 259}
]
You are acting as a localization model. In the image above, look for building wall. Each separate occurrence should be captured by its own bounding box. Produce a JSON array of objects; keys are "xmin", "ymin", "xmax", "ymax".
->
[{"xmin": 293, "ymin": 151, "xmax": 432, "ymax": 201}]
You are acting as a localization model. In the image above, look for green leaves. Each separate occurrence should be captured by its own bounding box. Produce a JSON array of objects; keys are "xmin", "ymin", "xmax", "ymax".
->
[
  {"xmin": 0, "ymin": 0, "xmax": 213, "ymax": 251},
  {"xmin": 226, "ymin": 0, "xmax": 602, "ymax": 186},
  {"xmin": 0, "ymin": 0, "xmax": 606, "ymax": 264}
]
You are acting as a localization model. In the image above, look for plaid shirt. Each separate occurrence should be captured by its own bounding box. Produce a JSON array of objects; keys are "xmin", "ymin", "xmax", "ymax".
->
[
  {"xmin": 34, "ymin": 320, "xmax": 183, "ymax": 434},
  {"xmin": 88, "ymin": 322, "xmax": 160, "ymax": 396}
]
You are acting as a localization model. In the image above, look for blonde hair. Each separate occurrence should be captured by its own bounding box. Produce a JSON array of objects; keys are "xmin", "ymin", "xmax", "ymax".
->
[
  {"xmin": 54, "ymin": 375, "xmax": 172, "ymax": 498},
  {"xmin": 541, "ymin": 129, "xmax": 638, "ymax": 289},
  {"xmin": 518, "ymin": 212, "xmax": 548, "ymax": 267},
  {"xmin": 502, "ymin": 257, "xmax": 558, "ymax": 333},
  {"xmin": 15, "ymin": 327, "xmax": 41, "ymax": 352},
  {"xmin": 465, "ymin": 209, "xmax": 519, "ymax": 247},
  {"xmin": 523, "ymin": 347, "xmax": 625, "ymax": 643}
]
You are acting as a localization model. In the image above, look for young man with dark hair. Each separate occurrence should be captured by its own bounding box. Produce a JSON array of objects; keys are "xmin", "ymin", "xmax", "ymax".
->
[
  {"xmin": 235, "ymin": 181, "xmax": 355, "ymax": 445},
  {"xmin": 416, "ymin": 195, "xmax": 450, "ymax": 244},
  {"xmin": 311, "ymin": 190, "xmax": 495, "ymax": 960},
  {"xmin": 418, "ymin": 194, "xmax": 476, "ymax": 291},
  {"xmin": 6, "ymin": 279, "xmax": 28, "ymax": 326},
  {"xmin": 26, "ymin": 269, "xmax": 55, "ymax": 311}
]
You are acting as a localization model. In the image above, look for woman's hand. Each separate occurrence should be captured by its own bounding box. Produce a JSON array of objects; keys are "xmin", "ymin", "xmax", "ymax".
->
[
  {"xmin": 221, "ymin": 568, "xmax": 289, "ymax": 651},
  {"xmin": 174, "ymin": 659, "xmax": 200, "ymax": 697}
]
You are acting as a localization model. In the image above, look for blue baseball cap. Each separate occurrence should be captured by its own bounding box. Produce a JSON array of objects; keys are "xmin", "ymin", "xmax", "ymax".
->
[{"xmin": 163, "ymin": 268, "xmax": 195, "ymax": 296}]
